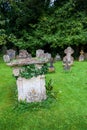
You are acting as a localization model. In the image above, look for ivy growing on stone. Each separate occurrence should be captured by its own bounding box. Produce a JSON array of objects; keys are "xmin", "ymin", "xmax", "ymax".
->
[{"xmin": 20, "ymin": 63, "xmax": 48, "ymax": 79}]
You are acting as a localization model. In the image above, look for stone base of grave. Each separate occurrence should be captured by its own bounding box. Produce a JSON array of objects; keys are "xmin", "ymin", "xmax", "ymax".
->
[{"xmin": 17, "ymin": 75, "xmax": 47, "ymax": 103}]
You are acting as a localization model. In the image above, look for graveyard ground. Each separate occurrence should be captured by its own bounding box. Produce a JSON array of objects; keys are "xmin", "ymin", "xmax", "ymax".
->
[{"xmin": 0, "ymin": 55, "xmax": 87, "ymax": 130}]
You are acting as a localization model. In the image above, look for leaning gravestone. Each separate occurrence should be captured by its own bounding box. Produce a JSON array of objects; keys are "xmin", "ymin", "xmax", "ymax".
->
[
  {"xmin": 79, "ymin": 50, "xmax": 84, "ymax": 61},
  {"xmin": 7, "ymin": 49, "xmax": 16, "ymax": 60},
  {"xmin": 3, "ymin": 55, "xmax": 10, "ymax": 63},
  {"xmin": 63, "ymin": 47, "xmax": 74, "ymax": 70}
]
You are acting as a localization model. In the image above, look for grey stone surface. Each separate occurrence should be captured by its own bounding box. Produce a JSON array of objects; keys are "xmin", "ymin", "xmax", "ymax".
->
[
  {"xmin": 36, "ymin": 49, "xmax": 51, "ymax": 61},
  {"xmin": 79, "ymin": 50, "xmax": 84, "ymax": 61},
  {"xmin": 17, "ymin": 75, "xmax": 47, "ymax": 102},
  {"xmin": 44, "ymin": 53, "xmax": 51, "ymax": 61},
  {"xmin": 3, "ymin": 55, "xmax": 10, "ymax": 63},
  {"xmin": 18, "ymin": 49, "xmax": 32, "ymax": 59},
  {"xmin": 7, "ymin": 49, "xmax": 16, "ymax": 60},
  {"xmin": 36, "ymin": 49, "xmax": 44, "ymax": 58},
  {"xmin": 63, "ymin": 47, "xmax": 74, "ymax": 70},
  {"xmin": 55, "ymin": 53, "xmax": 61, "ymax": 61}
]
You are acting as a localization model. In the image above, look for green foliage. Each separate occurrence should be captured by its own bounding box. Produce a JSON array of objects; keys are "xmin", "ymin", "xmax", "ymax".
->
[
  {"xmin": 0, "ymin": 0, "xmax": 87, "ymax": 52},
  {"xmin": 46, "ymin": 79, "xmax": 53, "ymax": 91},
  {"xmin": 20, "ymin": 63, "xmax": 48, "ymax": 79},
  {"xmin": 0, "ymin": 33, "xmax": 7, "ymax": 45},
  {"xmin": 0, "ymin": 15, "xmax": 7, "ymax": 45},
  {"xmin": 32, "ymin": 1, "xmax": 87, "ymax": 50}
]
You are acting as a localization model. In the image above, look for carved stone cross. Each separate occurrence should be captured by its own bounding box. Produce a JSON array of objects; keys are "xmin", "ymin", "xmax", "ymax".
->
[{"xmin": 63, "ymin": 47, "xmax": 74, "ymax": 70}]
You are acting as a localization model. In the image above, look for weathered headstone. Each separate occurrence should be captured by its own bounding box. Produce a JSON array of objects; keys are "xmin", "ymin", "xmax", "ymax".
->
[
  {"xmin": 44, "ymin": 53, "xmax": 51, "ymax": 61},
  {"xmin": 36, "ymin": 49, "xmax": 44, "ymax": 58},
  {"xmin": 48, "ymin": 57, "xmax": 55, "ymax": 72},
  {"xmin": 7, "ymin": 49, "xmax": 16, "ymax": 60},
  {"xmin": 36, "ymin": 49, "xmax": 51, "ymax": 63},
  {"xmin": 79, "ymin": 50, "xmax": 84, "ymax": 61},
  {"xmin": 3, "ymin": 55, "xmax": 10, "ymax": 63},
  {"xmin": 55, "ymin": 53, "xmax": 61, "ymax": 61},
  {"xmin": 63, "ymin": 47, "xmax": 74, "ymax": 70},
  {"xmin": 18, "ymin": 49, "xmax": 31, "ymax": 59}
]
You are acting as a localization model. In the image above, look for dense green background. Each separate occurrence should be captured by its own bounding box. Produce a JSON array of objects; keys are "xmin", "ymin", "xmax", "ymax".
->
[{"xmin": 0, "ymin": 0, "xmax": 87, "ymax": 56}]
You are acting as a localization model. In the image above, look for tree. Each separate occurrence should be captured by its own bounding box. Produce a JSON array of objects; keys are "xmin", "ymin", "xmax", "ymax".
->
[
  {"xmin": 0, "ymin": 14, "xmax": 7, "ymax": 45},
  {"xmin": 28, "ymin": 0, "xmax": 87, "ymax": 52},
  {"xmin": 0, "ymin": 0, "xmax": 87, "ymax": 55}
]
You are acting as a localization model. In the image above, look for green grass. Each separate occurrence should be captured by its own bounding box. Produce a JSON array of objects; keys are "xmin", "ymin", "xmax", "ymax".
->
[{"xmin": 0, "ymin": 55, "xmax": 87, "ymax": 130}]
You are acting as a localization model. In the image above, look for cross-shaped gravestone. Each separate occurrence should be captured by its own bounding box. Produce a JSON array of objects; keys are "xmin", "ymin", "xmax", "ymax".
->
[{"xmin": 63, "ymin": 47, "xmax": 74, "ymax": 70}]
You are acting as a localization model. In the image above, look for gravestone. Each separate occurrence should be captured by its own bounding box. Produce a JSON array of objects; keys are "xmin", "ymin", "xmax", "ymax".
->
[
  {"xmin": 36, "ymin": 49, "xmax": 51, "ymax": 62},
  {"xmin": 3, "ymin": 55, "xmax": 10, "ymax": 63},
  {"xmin": 79, "ymin": 50, "xmax": 84, "ymax": 61},
  {"xmin": 48, "ymin": 57, "xmax": 55, "ymax": 72},
  {"xmin": 63, "ymin": 47, "xmax": 74, "ymax": 70},
  {"xmin": 44, "ymin": 53, "xmax": 51, "ymax": 61},
  {"xmin": 36, "ymin": 49, "xmax": 44, "ymax": 58},
  {"xmin": 7, "ymin": 49, "xmax": 16, "ymax": 60},
  {"xmin": 55, "ymin": 53, "xmax": 61, "ymax": 61},
  {"xmin": 18, "ymin": 49, "xmax": 32, "ymax": 59}
]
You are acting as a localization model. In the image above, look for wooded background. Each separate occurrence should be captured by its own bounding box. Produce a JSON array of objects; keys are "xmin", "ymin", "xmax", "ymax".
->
[{"xmin": 0, "ymin": 0, "xmax": 87, "ymax": 57}]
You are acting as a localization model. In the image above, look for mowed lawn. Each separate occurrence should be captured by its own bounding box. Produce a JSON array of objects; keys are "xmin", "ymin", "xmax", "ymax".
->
[{"xmin": 0, "ymin": 55, "xmax": 87, "ymax": 130}]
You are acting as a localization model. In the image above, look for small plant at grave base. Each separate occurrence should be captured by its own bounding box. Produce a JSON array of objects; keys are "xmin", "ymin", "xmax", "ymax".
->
[
  {"xmin": 13, "ymin": 97, "xmax": 56, "ymax": 112},
  {"xmin": 46, "ymin": 79, "xmax": 57, "ymax": 99},
  {"xmin": 20, "ymin": 63, "xmax": 48, "ymax": 79}
]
